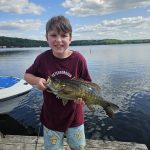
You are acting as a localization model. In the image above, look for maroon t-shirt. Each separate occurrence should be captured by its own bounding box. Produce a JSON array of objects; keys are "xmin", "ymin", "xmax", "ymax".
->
[{"xmin": 26, "ymin": 49, "xmax": 91, "ymax": 132}]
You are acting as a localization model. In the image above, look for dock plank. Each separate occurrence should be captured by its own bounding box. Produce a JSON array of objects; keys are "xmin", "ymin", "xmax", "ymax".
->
[{"xmin": 0, "ymin": 135, "xmax": 148, "ymax": 150}]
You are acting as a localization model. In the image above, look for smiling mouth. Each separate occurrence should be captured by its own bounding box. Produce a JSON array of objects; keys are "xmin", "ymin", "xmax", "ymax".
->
[{"xmin": 54, "ymin": 45, "xmax": 63, "ymax": 48}]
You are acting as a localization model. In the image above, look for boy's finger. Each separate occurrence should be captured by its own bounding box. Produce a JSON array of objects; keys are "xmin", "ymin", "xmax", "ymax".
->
[{"xmin": 74, "ymin": 98, "xmax": 85, "ymax": 105}]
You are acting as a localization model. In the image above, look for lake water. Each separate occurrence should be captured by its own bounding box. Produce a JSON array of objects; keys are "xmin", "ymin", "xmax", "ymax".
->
[{"xmin": 0, "ymin": 44, "xmax": 150, "ymax": 148}]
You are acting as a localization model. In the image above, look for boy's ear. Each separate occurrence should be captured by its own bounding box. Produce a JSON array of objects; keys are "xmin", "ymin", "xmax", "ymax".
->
[
  {"xmin": 45, "ymin": 34, "xmax": 48, "ymax": 41},
  {"xmin": 69, "ymin": 36, "xmax": 72, "ymax": 42}
]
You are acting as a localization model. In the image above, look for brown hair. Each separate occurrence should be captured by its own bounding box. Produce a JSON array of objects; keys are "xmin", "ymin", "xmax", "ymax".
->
[{"xmin": 46, "ymin": 16, "xmax": 72, "ymax": 36}]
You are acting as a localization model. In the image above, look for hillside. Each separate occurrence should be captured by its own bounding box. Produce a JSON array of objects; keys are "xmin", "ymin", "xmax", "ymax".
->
[
  {"xmin": 0, "ymin": 36, "xmax": 150, "ymax": 48},
  {"xmin": 0, "ymin": 36, "xmax": 48, "ymax": 48}
]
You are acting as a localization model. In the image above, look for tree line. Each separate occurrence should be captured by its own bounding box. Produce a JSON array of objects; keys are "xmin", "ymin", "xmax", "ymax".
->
[
  {"xmin": 0, "ymin": 36, "xmax": 150, "ymax": 48},
  {"xmin": 71, "ymin": 39, "xmax": 150, "ymax": 45},
  {"xmin": 0, "ymin": 36, "xmax": 48, "ymax": 47}
]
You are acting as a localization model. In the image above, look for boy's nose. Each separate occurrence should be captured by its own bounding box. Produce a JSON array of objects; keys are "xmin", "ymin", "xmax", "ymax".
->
[{"xmin": 56, "ymin": 35, "xmax": 62, "ymax": 42}]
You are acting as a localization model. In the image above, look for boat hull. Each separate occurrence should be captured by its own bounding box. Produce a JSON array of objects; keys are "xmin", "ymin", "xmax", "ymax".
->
[{"xmin": 0, "ymin": 76, "xmax": 32, "ymax": 101}]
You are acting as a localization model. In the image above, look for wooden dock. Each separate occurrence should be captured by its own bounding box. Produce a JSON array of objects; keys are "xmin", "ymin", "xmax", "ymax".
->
[{"xmin": 0, "ymin": 135, "xmax": 148, "ymax": 150}]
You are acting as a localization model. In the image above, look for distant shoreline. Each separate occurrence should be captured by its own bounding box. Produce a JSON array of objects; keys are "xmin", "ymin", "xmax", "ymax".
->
[{"xmin": 0, "ymin": 36, "xmax": 150, "ymax": 48}]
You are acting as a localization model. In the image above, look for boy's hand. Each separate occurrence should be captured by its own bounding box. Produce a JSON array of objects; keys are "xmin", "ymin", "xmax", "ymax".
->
[
  {"xmin": 74, "ymin": 98, "xmax": 85, "ymax": 105},
  {"xmin": 36, "ymin": 78, "xmax": 47, "ymax": 91}
]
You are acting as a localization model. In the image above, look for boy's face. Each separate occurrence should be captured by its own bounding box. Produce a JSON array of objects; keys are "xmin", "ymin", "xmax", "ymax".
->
[{"xmin": 46, "ymin": 30, "xmax": 72, "ymax": 54}]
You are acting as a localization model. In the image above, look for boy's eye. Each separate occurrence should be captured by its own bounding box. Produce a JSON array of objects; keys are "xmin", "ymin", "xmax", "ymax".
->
[
  {"xmin": 49, "ymin": 34, "xmax": 57, "ymax": 37},
  {"xmin": 48, "ymin": 33, "xmax": 69, "ymax": 38},
  {"xmin": 61, "ymin": 34, "xmax": 69, "ymax": 37}
]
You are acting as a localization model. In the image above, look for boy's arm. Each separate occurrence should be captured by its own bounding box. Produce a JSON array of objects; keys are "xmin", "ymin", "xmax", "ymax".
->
[{"xmin": 24, "ymin": 73, "xmax": 47, "ymax": 91}]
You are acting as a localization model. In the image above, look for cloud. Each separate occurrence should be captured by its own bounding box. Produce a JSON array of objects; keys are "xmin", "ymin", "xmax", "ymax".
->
[
  {"xmin": 1, "ymin": 16, "xmax": 150, "ymax": 41},
  {"xmin": 0, "ymin": 19, "xmax": 42, "ymax": 31},
  {"xmin": 62, "ymin": 0, "xmax": 150, "ymax": 16},
  {"xmin": 0, "ymin": 19, "xmax": 45, "ymax": 40},
  {"xmin": 73, "ymin": 16, "xmax": 150, "ymax": 40},
  {"xmin": 0, "ymin": 0, "xmax": 44, "ymax": 15}
]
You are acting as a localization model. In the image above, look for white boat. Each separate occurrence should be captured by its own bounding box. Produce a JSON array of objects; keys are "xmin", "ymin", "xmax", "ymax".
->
[{"xmin": 0, "ymin": 76, "xmax": 32, "ymax": 101}]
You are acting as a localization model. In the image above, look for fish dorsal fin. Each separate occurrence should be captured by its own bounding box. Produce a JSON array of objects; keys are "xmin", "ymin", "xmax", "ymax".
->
[
  {"xmin": 73, "ymin": 78, "xmax": 100, "ymax": 87},
  {"xmin": 62, "ymin": 99, "xmax": 69, "ymax": 106},
  {"xmin": 77, "ymin": 79, "xmax": 101, "ymax": 91},
  {"xmin": 88, "ymin": 82, "xmax": 101, "ymax": 90},
  {"xmin": 77, "ymin": 78, "xmax": 85, "ymax": 82},
  {"xmin": 71, "ymin": 77, "xmax": 84, "ymax": 82},
  {"xmin": 71, "ymin": 77, "xmax": 101, "ymax": 93}
]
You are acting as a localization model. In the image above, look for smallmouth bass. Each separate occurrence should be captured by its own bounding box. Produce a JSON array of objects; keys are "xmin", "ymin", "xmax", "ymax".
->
[{"xmin": 46, "ymin": 77, "xmax": 119, "ymax": 119}]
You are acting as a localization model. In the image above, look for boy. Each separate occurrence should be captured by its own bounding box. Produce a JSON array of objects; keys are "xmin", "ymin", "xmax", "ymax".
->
[{"xmin": 24, "ymin": 15, "xmax": 91, "ymax": 150}]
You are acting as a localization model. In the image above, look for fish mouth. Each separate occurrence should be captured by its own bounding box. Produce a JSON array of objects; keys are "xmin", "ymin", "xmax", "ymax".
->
[{"xmin": 46, "ymin": 77, "xmax": 66, "ymax": 92}]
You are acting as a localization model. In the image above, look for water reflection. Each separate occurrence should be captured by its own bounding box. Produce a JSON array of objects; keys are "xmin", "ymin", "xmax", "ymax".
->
[
  {"xmin": 9, "ymin": 88, "xmax": 43, "ymax": 132},
  {"xmin": 0, "ymin": 44, "xmax": 150, "ymax": 148}
]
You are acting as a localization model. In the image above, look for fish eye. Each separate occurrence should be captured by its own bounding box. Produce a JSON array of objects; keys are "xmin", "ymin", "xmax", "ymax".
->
[{"xmin": 88, "ymin": 87, "xmax": 92, "ymax": 91}]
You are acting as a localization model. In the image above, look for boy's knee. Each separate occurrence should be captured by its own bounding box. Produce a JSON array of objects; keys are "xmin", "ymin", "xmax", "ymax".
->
[
  {"xmin": 66, "ymin": 125, "xmax": 86, "ymax": 150},
  {"xmin": 67, "ymin": 135, "xmax": 86, "ymax": 150}
]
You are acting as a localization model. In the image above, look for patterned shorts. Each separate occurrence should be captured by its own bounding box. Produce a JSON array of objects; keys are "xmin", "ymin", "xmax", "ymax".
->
[{"xmin": 43, "ymin": 124, "xmax": 86, "ymax": 150}]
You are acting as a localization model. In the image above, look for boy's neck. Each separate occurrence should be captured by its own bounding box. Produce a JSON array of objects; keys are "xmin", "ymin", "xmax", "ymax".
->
[{"xmin": 52, "ymin": 49, "xmax": 72, "ymax": 59}]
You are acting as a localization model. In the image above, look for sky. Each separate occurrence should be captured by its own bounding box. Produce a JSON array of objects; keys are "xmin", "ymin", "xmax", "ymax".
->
[{"xmin": 0, "ymin": 0, "xmax": 150, "ymax": 41}]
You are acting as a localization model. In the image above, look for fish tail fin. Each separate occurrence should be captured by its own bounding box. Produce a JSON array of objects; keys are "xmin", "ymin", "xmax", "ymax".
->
[{"xmin": 103, "ymin": 102, "xmax": 119, "ymax": 119}]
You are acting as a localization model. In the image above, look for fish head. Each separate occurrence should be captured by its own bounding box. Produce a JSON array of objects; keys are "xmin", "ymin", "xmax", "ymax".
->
[{"xmin": 46, "ymin": 76, "xmax": 65, "ymax": 92}]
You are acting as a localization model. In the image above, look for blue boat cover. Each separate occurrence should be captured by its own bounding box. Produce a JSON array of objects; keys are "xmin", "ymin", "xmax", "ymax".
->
[{"xmin": 0, "ymin": 76, "xmax": 20, "ymax": 88}]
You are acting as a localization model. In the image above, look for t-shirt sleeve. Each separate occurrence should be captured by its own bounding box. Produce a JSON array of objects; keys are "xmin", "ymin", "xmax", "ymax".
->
[
  {"xmin": 78, "ymin": 55, "xmax": 92, "ymax": 82},
  {"xmin": 25, "ymin": 55, "xmax": 41, "ymax": 77}
]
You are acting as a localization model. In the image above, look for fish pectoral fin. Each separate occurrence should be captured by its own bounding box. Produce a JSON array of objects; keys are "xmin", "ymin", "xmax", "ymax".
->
[
  {"xmin": 87, "ymin": 104, "xmax": 95, "ymax": 111},
  {"xmin": 62, "ymin": 99, "xmax": 69, "ymax": 106}
]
